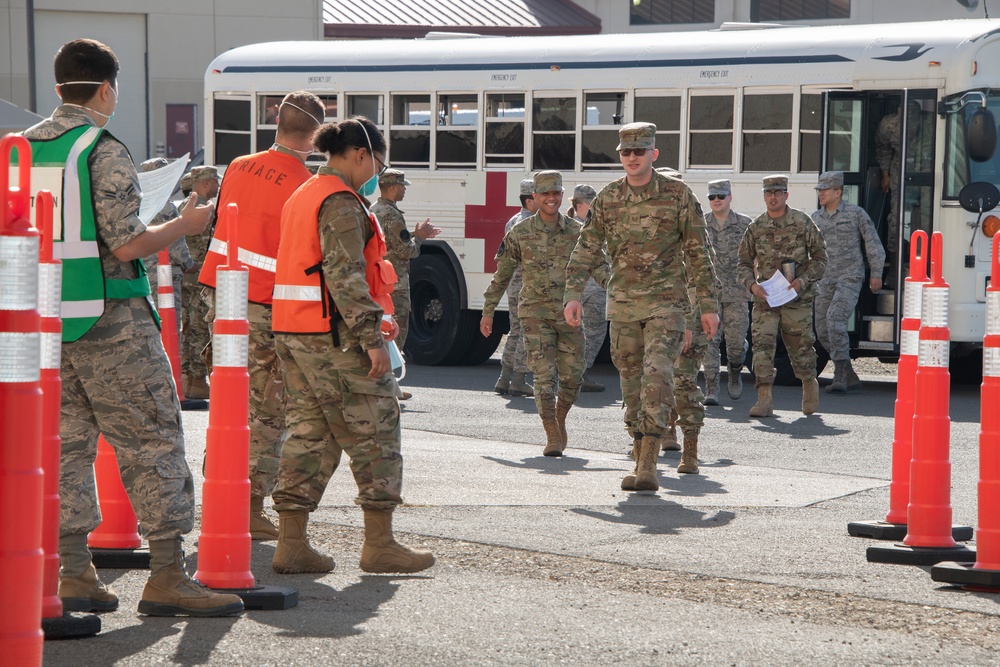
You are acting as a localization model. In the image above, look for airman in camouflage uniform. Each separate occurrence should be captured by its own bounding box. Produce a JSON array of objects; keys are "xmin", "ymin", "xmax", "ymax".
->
[
  {"xmin": 482, "ymin": 171, "xmax": 610, "ymax": 456},
  {"xmin": 493, "ymin": 178, "xmax": 537, "ymax": 397},
  {"xmin": 568, "ymin": 183, "xmax": 608, "ymax": 392},
  {"xmin": 811, "ymin": 171, "xmax": 886, "ymax": 393},
  {"xmin": 565, "ymin": 123, "xmax": 719, "ymax": 491},
  {"xmin": 179, "ymin": 165, "xmax": 219, "ymax": 399},
  {"xmin": 702, "ymin": 179, "xmax": 752, "ymax": 403},
  {"xmin": 23, "ymin": 38, "xmax": 242, "ymax": 617},
  {"xmin": 738, "ymin": 175, "xmax": 828, "ymax": 418},
  {"xmin": 876, "ymin": 102, "xmax": 935, "ymax": 253}
]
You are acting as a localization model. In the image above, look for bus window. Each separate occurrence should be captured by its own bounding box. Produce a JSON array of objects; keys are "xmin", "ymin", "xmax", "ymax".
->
[
  {"xmin": 214, "ymin": 96, "xmax": 251, "ymax": 166},
  {"xmin": 689, "ymin": 93, "xmax": 734, "ymax": 168},
  {"xmin": 635, "ymin": 95, "xmax": 681, "ymax": 170},
  {"xmin": 348, "ymin": 94, "xmax": 384, "ymax": 126},
  {"xmin": 742, "ymin": 93, "xmax": 792, "ymax": 172},
  {"xmin": 799, "ymin": 93, "xmax": 822, "ymax": 173},
  {"xmin": 532, "ymin": 96, "xmax": 577, "ymax": 170},
  {"xmin": 582, "ymin": 91, "xmax": 625, "ymax": 169},
  {"xmin": 826, "ymin": 98, "xmax": 862, "ymax": 172},
  {"xmin": 319, "ymin": 95, "xmax": 338, "ymax": 121},
  {"xmin": 485, "ymin": 93, "xmax": 525, "ymax": 167},
  {"xmin": 391, "ymin": 94, "xmax": 431, "ymax": 168},
  {"xmin": 436, "ymin": 94, "xmax": 478, "ymax": 168}
]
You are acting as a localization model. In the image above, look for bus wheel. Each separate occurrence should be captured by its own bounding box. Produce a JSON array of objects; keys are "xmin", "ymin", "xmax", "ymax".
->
[
  {"xmin": 462, "ymin": 311, "xmax": 507, "ymax": 365},
  {"xmin": 406, "ymin": 254, "xmax": 472, "ymax": 365}
]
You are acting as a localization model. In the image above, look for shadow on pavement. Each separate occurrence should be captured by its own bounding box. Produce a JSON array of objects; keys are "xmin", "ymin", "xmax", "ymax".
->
[
  {"xmin": 483, "ymin": 454, "xmax": 620, "ymax": 476},
  {"xmin": 747, "ymin": 414, "xmax": 850, "ymax": 439},
  {"xmin": 570, "ymin": 494, "xmax": 736, "ymax": 535}
]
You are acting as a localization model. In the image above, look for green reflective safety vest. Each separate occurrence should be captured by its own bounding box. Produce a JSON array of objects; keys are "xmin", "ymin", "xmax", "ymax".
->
[{"xmin": 23, "ymin": 125, "xmax": 155, "ymax": 341}]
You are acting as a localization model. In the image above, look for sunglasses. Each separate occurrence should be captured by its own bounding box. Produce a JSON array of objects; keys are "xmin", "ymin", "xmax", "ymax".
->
[
  {"xmin": 618, "ymin": 148, "xmax": 648, "ymax": 157},
  {"xmin": 707, "ymin": 194, "xmax": 728, "ymax": 201}
]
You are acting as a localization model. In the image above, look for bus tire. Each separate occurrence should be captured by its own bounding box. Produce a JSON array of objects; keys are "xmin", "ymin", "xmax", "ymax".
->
[
  {"xmin": 462, "ymin": 311, "xmax": 508, "ymax": 365},
  {"xmin": 406, "ymin": 254, "xmax": 472, "ymax": 365}
]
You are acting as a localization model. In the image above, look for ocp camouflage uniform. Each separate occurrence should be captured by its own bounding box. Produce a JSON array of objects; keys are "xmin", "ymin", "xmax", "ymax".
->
[
  {"xmin": 500, "ymin": 207, "xmax": 532, "ymax": 375},
  {"xmin": 144, "ymin": 200, "xmax": 192, "ymax": 339},
  {"xmin": 875, "ymin": 108, "xmax": 934, "ymax": 246},
  {"xmin": 23, "ymin": 105, "xmax": 194, "ymax": 542},
  {"xmin": 371, "ymin": 197, "xmax": 421, "ymax": 348},
  {"xmin": 181, "ymin": 197, "xmax": 212, "ymax": 378},
  {"xmin": 703, "ymin": 208, "xmax": 752, "ymax": 377},
  {"xmin": 670, "ymin": 287, "xmax": 709, "ymax": 438}
]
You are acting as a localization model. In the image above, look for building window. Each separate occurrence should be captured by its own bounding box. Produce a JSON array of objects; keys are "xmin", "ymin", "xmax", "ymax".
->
[
  {"xmin": 436, "ymin": 94, "xmax": 478, "ymax": 168},
  {"xmin": 390, "ymin": 94, "xmax": 430, "ymax": 168},
  {"xmin": 688, "ymin": 93, "xmax": 734, "ymax": 168},
  {"xmin": 630, "ymin": 0, "xmax": 714, "ymax": 25},
  {"xmin": 532, "ymin": 96, "xmax": 576, "ymax": 170},
  {"xmin": 582, "ymin": 92, "xmax": 626, "ymax": 169},
  {"xmin": 485, "ymin": 93, "xmax": 525, "ymax": 167},
  {"xmin": 752, "ymin": 0, "xmax": 850, "ymax": 21},
  {"xmin": 634, "ymin": 95, "xmax": 681, "ymax": 171},
  {"xmin": 742, "ymin": 93, "xmax": 792, "ymax": 172}
]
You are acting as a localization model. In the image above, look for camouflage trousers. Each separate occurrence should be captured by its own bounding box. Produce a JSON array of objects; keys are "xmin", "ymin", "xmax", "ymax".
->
[
  {"xmin": 521, "ymin": 317, "xmax": 585, "ymax": 413},
  {"xmin": 704, "ymin": 300, "xmax": 749, "ymax": 376},
  {"xmin": 391, "ymin": 286, "xmax": 411, "ymax": 350},
  {"xmin": 672, "ymin": 312, "xmax": 709, "ymax": 435},
  {"xmin": 582, "ymin": 278, "xmax": 608, "ymax": 370},
  {"xmin": 248, "ymin": 304, "xmax": 285, "ymax": 499},
  {"xmin": 181, "ymin": 276, "xmax": 210, "ymax": 377},
  {"xmin": 610, "ymin": 317, "xmax": 684, "ymax": 438},
  {"xmin": 500, "ymin": 276, "xmax": 529, "ymax": 374},
  {"xmin": 272, "ymin": 330, "xmax": 402, "ymax": 512},
  {"xmin": 60, "ymin": 332, "xmax": 194, "ymax": 541},
  {"xmin": 815, "ymin": 277, "xmax": 861, "ymax": 362},
  {"xmin": 148, "ymin": 265, "xmax": 184, "ymax": 340},
  {"xmin": 750, "ymin": 298, "xmax": 818, "ymax": 386}
]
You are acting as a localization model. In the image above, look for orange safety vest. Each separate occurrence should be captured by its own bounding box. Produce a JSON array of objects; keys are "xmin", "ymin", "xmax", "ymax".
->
[
  {"xmin": 272, "ymin": 173, "xmax": 396, "ymax": 334},
  {"xmin": 199, "ymin": 148, "xmax": 312, "ymax": 304}
]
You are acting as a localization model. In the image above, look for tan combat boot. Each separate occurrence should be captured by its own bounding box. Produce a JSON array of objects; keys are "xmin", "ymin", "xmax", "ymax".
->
[
  {"xmin": 508, "ymin": 372, "xmax": 534, "ymax": 397},
  {"xmin": 493, "ymin": 365, "xmax": 512, "ymax": 395},
  {"xmin": 661, "ymin": 410, "xmax": 681, "ymax": 452},
  {"xmin": 138, "ymin": 539, "xmax": 244, "ymax": 617},
  {"xmin": 542, "ymin": 418, "xmax": 563, "ymax": 457},
  {"xmin": 555, "ymin": 397, "xmax": 572, "ymax": 452},
  {"xmin": 845, "ymin": 359, "xmax": 862, "ymax": 392},
  {"xmin": 60, "ymin": 562, "xmax": 119, "ymax": 613},
  {"xmin": 704, "ymin": 374, "xmax": 720, "ymax": 406},
  {"xmin": 360, "ymin": 508, "xmax": 435, "ymax": 574},
  {"xmin": 621, "ymin": 435, "xmax": 643, "ymax": 490},
  {"xmin": 749, "ymin": 384, "xmax": 773, "ymax": 418},
  {"xmin": 802, "ymin": 378, "xmax": 820, "ymax": 415},
  {"xmin": 825, "ymin": 360, "xmax": 847, "ymax": 394},
  {"xmin": 633, "ymin": 435, "xmax": 661, "ymax": 491},
  {"xmin": 727, "ymin": 363, "xmax": 744, "ymax": 400},
  {"xmin": 272, "ymin": 510, "xmax": 335, "ymax": 574},
  {"xmin": 249, "ymin": 495, "xmax": 279, "ymax": 541},
  {"xmin": 677, "ymin": 431, "xmax": 700, "ymax": 474},
  {"xmin": 187, "ymin": 374, "xmax": 210, "ymax": 399}
]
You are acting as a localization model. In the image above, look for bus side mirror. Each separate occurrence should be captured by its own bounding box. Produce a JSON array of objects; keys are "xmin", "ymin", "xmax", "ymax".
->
[{"xmin": 967, "ymin": 106, "xmax": 997, "ymax": 162}]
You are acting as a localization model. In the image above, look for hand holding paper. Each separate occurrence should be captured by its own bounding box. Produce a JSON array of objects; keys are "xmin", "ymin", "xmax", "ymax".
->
[{"xmin": 758, "ymin": 270, "xmax": 799, "ymax": 308}]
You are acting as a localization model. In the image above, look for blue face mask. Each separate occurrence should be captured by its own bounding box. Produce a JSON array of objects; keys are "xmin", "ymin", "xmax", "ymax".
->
[{"xmin": 358, "ymin": 172, "xmax": 379, "ymax": 198}]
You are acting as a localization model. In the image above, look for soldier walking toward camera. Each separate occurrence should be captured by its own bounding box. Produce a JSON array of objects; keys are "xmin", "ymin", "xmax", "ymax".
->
[
  {"xmin": 565, "ymin": 123, "xmax": 719, "ymax": 491},
  {"xmin": 738, "ymin": 175, "xmax": 827, "ymax": 418},
  {"xmin": 811, "ymin": 170, "xmax": 885, "ymax": 393},
  {"xmin": 482, "ymin": 171, "xmax": 609, "ymax": 456},
  {"xmin": 568, "ymin": 183, "xmax": 608, "ymax": 392}
]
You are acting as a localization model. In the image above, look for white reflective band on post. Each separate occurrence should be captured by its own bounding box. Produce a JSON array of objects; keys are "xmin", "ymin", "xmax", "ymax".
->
[
  {"xmin": 0, "ymin": 236, "xmax": 40, "ymax": 310},
  {"xmin": 157, "ymin": 264, "xmax": 172, "ymax": 287},
  {"xmin": 0, "ymin": 332, "xmax": 40, "ymax": 382},
  {"xmin": 918, "ymin": 339, "xmax": 950, "ymax": 368},
  {"xmin": 40, "ymin": 331, "xmax": 61, "ymax": 370},
  {"xmin": 213, "ymin": 333, "xmax": 248, "ymax": 367},
  {"xmin": 38, "ymin": 263, "xmax": 62, "ymax": 319},
  {"xmin": 208, "ymin": 238, "xmax": 276, "ymax": 273},
  {"xmin": 920, "ymin": 286, "xmax": 949, "ymax": 328},
  {"xmin": 61, "ymin": 299, "xmax": 104, "ymax": 319},
  {"xmin": 985, "ymin": 347, "xmax": 1000, "ymax": 377},
  {"xmin": 217, "ymin": 271, "xmax": 249, "ymax": 320},
  {"xmin": 987, "ymin": 291, "xmax": 1000, "ymax": 336},
  {"xmin": 273, "ymin": 284, "xmax": 321, "ymax": 301},
  {"xmin": 903, "ymin": 281, "xmax": 924, "ymax": 320},
  {"xmin": 157, "ymin": 291, "xmax": 175, "ymax": 309},
  {"xmin": 900, "ymin": 328, "xmax": 919, "ymax": 357}
]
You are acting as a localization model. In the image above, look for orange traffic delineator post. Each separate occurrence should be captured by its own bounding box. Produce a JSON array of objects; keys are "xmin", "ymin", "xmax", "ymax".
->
[
  {"xmin": 933, "ymin": 232, "xmax": 1000, "ymax": 589},
  {"xmin": 194, "ymin": 204, "xmax": 297, "ymax": 610},
  {"xmin": 0, "ymin": 133, "xmax": 45, "ymax": 666},
  {"xmin": 868, "ymin": 232, "xmax": 974, "ymax": 566},
  {"xmin": 35, "ymin": 192, "xmax": 100, "ymax": 639},
  {"xmin": 88, "ymin": 435, "xmax": 151, "ymax": 569},
  {"xmin": 156, "ymin": 250, "xmax": 206, "ymax": 411},
  {"xmin": 848, "ymin": 231, "xmax": 972, "ymax": 541}
]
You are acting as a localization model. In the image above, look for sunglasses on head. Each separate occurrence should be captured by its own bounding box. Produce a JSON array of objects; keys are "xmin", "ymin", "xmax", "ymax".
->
[
  {"xmin": 618, "ymin": 148, "xmax": 648, "ymax": 157},
  {"xmin": 707, "ymin": 194, "xmax": 728, "ymax": 201}
]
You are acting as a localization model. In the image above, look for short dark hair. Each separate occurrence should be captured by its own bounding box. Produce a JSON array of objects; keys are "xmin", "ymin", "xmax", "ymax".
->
[
  {"xmin": 54, "ymin": 39, "xmax": 119, "ymax": 104},
  {"xmin": 278, "ymin": 91, "xmax": 325, "ymax": 138},
  {"xmin": 519, "ymin": 195, "xmax": 533, "ymax": 208},
  {"xmin": 313, "ymin": 116, "xmax": 386, "ymax": 157}
]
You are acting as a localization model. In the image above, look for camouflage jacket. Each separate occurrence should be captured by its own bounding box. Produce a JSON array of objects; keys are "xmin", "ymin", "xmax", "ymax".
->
[
  {"xmin": 371, "ymin": 197, "xmax": 420, "ymax": 289},
  {"xmin": 811, "ymin": 202, "xmax": 886, "ymax": 283},
  {"xmin": 705, "ymin": 208, "xmax": 752, "ymax": 302},
  {"xmin": 483, "ymin": 212, "xmax": 609, "ymax": 321},
  {"xmin": 502, "ymin": 207, "xmax": 533, "ymax": 298},
  {"xmin": 738, "ymin": 206, "xmax": 828, "ymax": 303},
  {"xmin": 183, "ymin": 193, "xmax": 213, "ymax": 285},
  {"xmin": 565, "ymin": 172, "xmax": 718, "ymax": 326},
  {"xmin": 143, "ymin": 200, "xmax": 193, "ymax": 278}
]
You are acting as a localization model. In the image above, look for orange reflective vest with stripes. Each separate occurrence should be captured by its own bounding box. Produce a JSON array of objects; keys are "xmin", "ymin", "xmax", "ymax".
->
[
  {"xmin": 199, "ymin": 148, "xmax": 312, "ymax": 304},
  {"xmin": 272, "ymin": 173, "xmax": 396, "ymax": 334}
]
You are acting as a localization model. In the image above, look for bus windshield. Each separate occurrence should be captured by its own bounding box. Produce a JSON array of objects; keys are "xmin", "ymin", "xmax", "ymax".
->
[{"xmin": 944, "ymin": 90, "xmax": 1000, "ymax": 199}]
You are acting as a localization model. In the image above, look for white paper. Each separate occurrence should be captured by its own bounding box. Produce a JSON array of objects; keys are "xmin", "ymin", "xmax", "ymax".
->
[
  {"xmin": 759, "ymin": 270, "xmax": 799, "ymax": 307},
  {"xmin": 136, "ymin": 153, "xmax": 189, "ymax": 225}
]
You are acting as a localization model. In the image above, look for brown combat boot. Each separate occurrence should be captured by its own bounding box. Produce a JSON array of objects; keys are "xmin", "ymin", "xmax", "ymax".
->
[
  {"xmin": 661, "ymin": 410, "xmax": 681, "ymax": 452},
  {"xmin": 555, "ymin": 398, "xmax": 572, "ymax": 452},
  {"xmin": 749, "ymin": 384, "xmax": 773, "ymax": 418},
  {"xmin": 677, "ymin": 431, "xmax": 700, "ymax": 474},
  {"xmin": 621, "ymin": 435, "xmax": 643, "ymax": 490},
  {"xmin": 272, "ymin": 510, "xmax": 335, "ymax": 574},
  {"xmin": 802, "ymin": 378, "xmax": 820, "ymax": 415},
  {"xmin": 138, "ymin": 539, "xmax": 244, "ymax": 617},
  {"xmin": 250, "ymin": 495, "xmax": 279, "ymax": 541},
  {"xmin": 360, "ymin": 508, "xmax": 435, "ymax": 574},
  {"xmin": 60, "ymin": 562, "xmax": 119, "ymax": 613},
  {"xmin": 633, "ymin": 435, "xmax": 661, "ymax": 491},
  {"xmin": 187, "ymin": 374, "xmax": 210, "ymax": 399},
  {"xmin": 542, "ymin": 418, "xmax": 563, "ymax": 457}
]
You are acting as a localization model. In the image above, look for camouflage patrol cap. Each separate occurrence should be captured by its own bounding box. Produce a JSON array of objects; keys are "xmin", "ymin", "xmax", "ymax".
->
[
  {"xmin": 617, "ymin": 122, "xmax": 656, "ymax": 150},
  {"xmin": 656, "ymin": 167, "xmax": 683, "ymax": 180},
  {"xmin": 379, "ymin": 168, "xmax": 410, "ymax": 186},
  {"xmin": 762, "ymin": 174, "xmax": 789, "ymax": 191},
  {"xmin": 815, "ymin": 171, "xmax": 844, "ymax": 190},
  {"xmin": 519, "ymin": 178, "xmax": 535, "ymax": 197},
  {"xmin": 189, "ymin": 165, "xmax": 220, "ymax": 183},
  {"xmin": 139, "ymin": 157, "xmax": 169, "ymax": 173},
  {"xmin": 707, "ymin": 179, "xmax": 731, "ymax": 195},
  {"xmin": 572, "ymin": 184, "xmax": 597, "ymax": 204},
  {"xmin": 533, "ymin": 170, "xmax": 564, "ymax": 193}
]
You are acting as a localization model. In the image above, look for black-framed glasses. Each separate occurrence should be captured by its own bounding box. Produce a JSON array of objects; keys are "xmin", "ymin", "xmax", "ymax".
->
[
  {"xmin": 763, "ymin": 189, "xmax": 787, "ymax": 196},
  {"xmin": 707, "ymin": 194, "xmax": 728, "ymax": 201},
  {"xmin": 618, "ymin": 148, "xmax": 648, "ymax": 157},
  {"xmin": 373, "ymin": 153, "xmax": 388, "ymax": 176}
]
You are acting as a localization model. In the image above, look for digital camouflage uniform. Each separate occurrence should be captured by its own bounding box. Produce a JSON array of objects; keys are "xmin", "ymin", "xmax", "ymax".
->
[
  {"xmin": 500, "ymin": 207, "xmax": 533, "ymax": 375},
  {"xmin": 273, "ymin": 166, "xmax": 402, "ymax": 512},
  {"xmin": 580, "ymin": 271, "xmax": 608, "ymax": 369},
  {"xmin": 181, "ymin": 192, "xmax": 213, "ymax": 378},
  {"xmin": 371, "ymin": 194, "xmax": 421, "ymax": 348},
  {"xmin": 875, "ymin": 106, "xmax": 935, "ymax": 247},
  {"xmin": 23, "ymin": 105, "xmax": 195, "ymax": 541},
  {"xmin": 703, "ymin": 208, "xmax": 752, "ymax": 376}
]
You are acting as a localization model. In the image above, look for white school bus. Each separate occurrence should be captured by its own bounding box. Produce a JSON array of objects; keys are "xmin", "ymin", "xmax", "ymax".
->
[{"xmin": 204, "ymin": 19, "xmax": 1000, "ymax": 378}]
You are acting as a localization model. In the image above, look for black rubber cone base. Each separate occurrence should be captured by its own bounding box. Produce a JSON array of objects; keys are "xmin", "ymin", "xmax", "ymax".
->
[
  {"xmin": 867, "ymin": 542, "xmax": 976, "ymax": 566},
  {"xmin": 931, "ymin": 561, "xmax": 1000, "ymax": 590},
  {"xmin": 43, "ymin": 611, "xmax": 101, "ymax": 639},
  {"xmin": 91, "ymin": 546, "xmax": 151, "ymax": 569},
  {"xmin": 214, "ymin": 584, "xmax": 298, "ymax": 610},
  {"xmin": 180, "ymin": 398, "xmax": 209, "ymax": 411},
  {"xmin": 848, "ymin": 521, "xmax": 974, "ymax": 542}
]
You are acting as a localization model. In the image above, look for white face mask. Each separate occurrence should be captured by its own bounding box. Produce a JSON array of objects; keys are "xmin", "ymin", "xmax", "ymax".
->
[{"xmin": 59, "ymin": 80, "xmax": 117, "ymax": 128}]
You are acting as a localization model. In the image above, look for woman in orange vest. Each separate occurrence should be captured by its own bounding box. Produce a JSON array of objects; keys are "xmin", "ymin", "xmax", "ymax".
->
[{"xmin": 270, "ymin": 116, "xmax": 434, "ymax": 575}]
